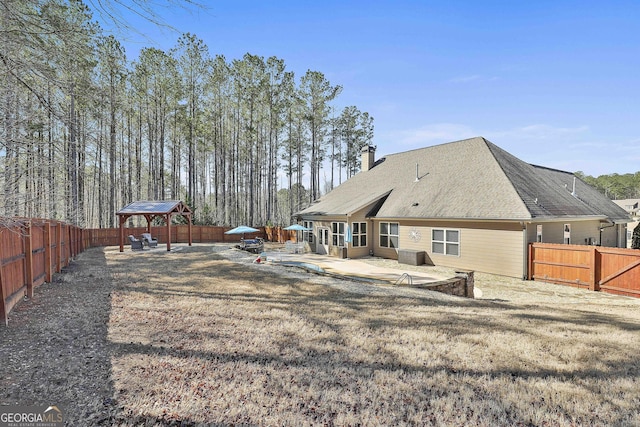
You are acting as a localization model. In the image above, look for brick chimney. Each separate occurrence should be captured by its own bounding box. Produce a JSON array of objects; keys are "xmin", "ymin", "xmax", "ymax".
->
[{"xmin": 361, "ymin": 145, "xmax": 376, "ymax": 172}]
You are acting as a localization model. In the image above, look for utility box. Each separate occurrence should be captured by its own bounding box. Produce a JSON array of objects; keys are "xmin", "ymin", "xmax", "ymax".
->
[{"xmin": 398, "ymin": 249, "xmax": 425, "ymax": 266}]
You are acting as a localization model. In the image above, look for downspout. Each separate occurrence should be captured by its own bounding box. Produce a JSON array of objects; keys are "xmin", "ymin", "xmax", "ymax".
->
[{"xmin": 599, "ymin": 221, "xmax": 615, "ymax": 246}]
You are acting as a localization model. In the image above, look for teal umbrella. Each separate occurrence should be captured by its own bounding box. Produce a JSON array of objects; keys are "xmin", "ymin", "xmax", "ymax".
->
[
  {"xmin": 284, "ymin": 224, "xmax": 311, "ymax": 242},
  {"xmin": 283, "ymin": 224, "xmax": 311, "ymax": 231},
  {"xmin": 225, "ymin": 225, "xmax": 260, "ymax": 239}
]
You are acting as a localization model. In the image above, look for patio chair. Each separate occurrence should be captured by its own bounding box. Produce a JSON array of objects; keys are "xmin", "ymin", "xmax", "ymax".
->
[
  {"xmin": 141, "ymin": 232, "xmax": 158, "ymax": 248},
  {"xmin": 285, "ymin": 240, "xmax": 304, "ymax": 254},
  {"xmin": 128, "ymin": 235, "xmax": 144, "ymax": 250}
]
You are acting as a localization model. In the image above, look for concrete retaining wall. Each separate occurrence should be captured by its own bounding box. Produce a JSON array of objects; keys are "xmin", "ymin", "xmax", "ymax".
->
[{"xmin": 410, "ymin": 270, "xmax": 474, "ymax": 298}]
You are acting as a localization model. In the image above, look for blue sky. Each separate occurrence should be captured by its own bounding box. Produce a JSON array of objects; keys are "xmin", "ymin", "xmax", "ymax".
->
[{"xmin": 98, "ymin": 0, "xmax": 639, "ymax": 176}]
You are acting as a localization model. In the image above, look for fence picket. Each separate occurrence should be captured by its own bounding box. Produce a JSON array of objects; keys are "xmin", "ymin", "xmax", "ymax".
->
[{"xmin": 530, "ymin": 243, "xmax": 640, "ymax": 297}]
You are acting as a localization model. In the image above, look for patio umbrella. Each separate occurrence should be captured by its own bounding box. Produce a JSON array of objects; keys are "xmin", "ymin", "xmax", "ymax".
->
[
  {"xmin": 283, "ymin": 224, "xmax": 311, "ymax": 231},
  {"xmin": 225, "ymin": 225, "xmax": 260, "ymax": 239},
  {"xmin": 284, "ymin": 224, "xmax": 311, "ymax": 243}
]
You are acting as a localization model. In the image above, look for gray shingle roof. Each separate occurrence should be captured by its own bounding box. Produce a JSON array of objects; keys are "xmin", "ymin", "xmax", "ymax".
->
[
  {"xmin": 117, "ymin": 200, "xmax": 188, "ymax": 215},
  {"xmin": 298, "ymin": 137, "xmax": 630, "ymax": 222}
]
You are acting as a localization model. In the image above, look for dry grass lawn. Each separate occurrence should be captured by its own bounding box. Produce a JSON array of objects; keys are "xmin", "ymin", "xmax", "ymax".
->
[
  {"xmin": 2, "ymin": 243, "xmax": 639, "ymax": 426},
  {"xmin": 103, "ymin": 244, "xmax": 640, "ymax": 426}
]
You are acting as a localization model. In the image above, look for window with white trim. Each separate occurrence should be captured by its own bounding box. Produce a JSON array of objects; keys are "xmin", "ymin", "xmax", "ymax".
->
[
  {"xmin": 352, "ymin": 222, "xmax": 367, "ymax": 247},
  {"xmin": 379, "ymin": 222, "xmax": 399, "ymax": 248},
  {"xmin": 332, "ymin": 222, "xmax": 345, "ymax": 246},
  {"xmin": 432, "ymin": 228, "xmax": 460, "ymax": 256},
  {"xmin": 303, "ymin": 221, "xmax": 314, "ymax": 243}
]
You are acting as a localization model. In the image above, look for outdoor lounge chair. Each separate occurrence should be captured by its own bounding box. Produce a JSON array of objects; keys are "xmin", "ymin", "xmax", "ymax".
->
[
  {"xmin": 240, "ymin": 237, "xmax": 264, "ymax": 254},
  {"xmin": 141, "ymin": 232, "xmax": 158, "ymax": 248},
  {"xmin": 128, "ymin": 235, "xmax": 144, "ymax": 250}
]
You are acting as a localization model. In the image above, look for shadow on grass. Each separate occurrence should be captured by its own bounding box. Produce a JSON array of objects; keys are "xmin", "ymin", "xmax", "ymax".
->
[{"xmin": 105, "ymin": 244, "xmax": 640, "ymax": 425}]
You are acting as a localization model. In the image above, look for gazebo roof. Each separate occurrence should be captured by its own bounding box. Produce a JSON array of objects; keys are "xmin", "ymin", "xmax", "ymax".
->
[
  {"xmin": 117, "ymin": 200, "xmax": 193, "ymax": 252},
  {"xmin": 117, "ymin": 200, "xmax": 192, "ymax": 216}
]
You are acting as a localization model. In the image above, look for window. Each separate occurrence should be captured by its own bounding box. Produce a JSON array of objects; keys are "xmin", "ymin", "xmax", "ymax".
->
[
  {"xmin": 536, "ymin": 225, "xmax": 543, "ymax": 242},
  {"xmin": 379, "ymin": 222, "xmax": 399, "ymax": 248},
  {"xmin": 303, "ymin": 221, "xmax": 314, "ymax": 243},
  {"xmin": 432, "ymin": 228, "xmax": 460, "ymax": 256},
  {"xmin": 332, "ymin": 222, "xmax": 345, "ymax": 246},
  {"xmin": 351, "ymin": 222, "xmax": 367, "ymax": 247}
]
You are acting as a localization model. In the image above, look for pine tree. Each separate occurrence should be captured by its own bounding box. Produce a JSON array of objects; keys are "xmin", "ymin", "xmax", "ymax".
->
[{"xmin": 632, "ymin": 223, "xmax": 640, "ymax": 249}]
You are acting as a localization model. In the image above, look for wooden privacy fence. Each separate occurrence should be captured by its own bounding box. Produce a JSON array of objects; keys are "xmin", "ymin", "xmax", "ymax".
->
[
  {"xmin": 528, "ymin": 243, "xmax": 640, "ymax": 298},
  {"xmin": 1, "ymin": 222, "xmax": 296, "ymax": 325},
  {"xmin": 84, "ymin": 225, "xmax": 297, "ymax": 248},
  {"xmin": 1, "ymin": 219, "xmax": 84, "ymax": 325}
]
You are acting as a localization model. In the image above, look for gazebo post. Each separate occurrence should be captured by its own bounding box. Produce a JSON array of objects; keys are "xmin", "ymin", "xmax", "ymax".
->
[
  {"xmin": 166, "ymin": 213, "xmax": 171, "ymax": 252},
  {"xmin": 144, "ymin": 214, "xmax": 153, "ymax": 234},
  {"xmin": 119, "ymin": 215, "xmax": 127, "ymax": 252}
]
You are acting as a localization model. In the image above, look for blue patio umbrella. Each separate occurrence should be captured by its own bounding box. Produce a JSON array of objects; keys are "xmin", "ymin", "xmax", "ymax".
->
[
  {"xmin": 284, "ymin": 224, "xmax": 311, "ymax": 242},
  {"xmin": 283, "ymin": 224, "xmax": 311, "ymax": 231},
  {"xmin": 345, "ymin": 225, "xmax": 352, "ymax": 244},
  {"xmin": 225, "ymin": 225, "xmax": 260, "ymax": 239}
]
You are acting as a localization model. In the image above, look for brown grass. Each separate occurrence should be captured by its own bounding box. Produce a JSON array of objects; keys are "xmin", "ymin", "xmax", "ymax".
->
[
  {"xmin": 102, "ymin": 244, "xmax": 640, "ymax": 426},
  {"xmin": 2, "ymin": 243, "xmax": 639, "ymax": 426}
]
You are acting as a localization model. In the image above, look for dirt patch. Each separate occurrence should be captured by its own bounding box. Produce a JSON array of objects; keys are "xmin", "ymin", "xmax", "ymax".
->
[
  {"xmin": 0, "ymin": 249, "xmax": 116, "ymax": 424},
  {"xmin": 1, "ymin": 243, "xmax": 639, "ymax": 426}
]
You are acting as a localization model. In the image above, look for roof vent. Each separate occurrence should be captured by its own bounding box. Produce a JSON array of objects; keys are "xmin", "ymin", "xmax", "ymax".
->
[{"xmin": 566, "ymin": 177, "xmax": 578, "ymax": 198}]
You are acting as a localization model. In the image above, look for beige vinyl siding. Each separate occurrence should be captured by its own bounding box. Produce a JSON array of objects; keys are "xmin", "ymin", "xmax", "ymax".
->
[
  {"xmin": 600, "ymin": 223, "xmax": 622, "ymax": 248},
  {"xmin": 374, "ymin": 220, "xmax": 524, "ymax": 278},
  {"xmin": 526, "ymin": 220, "xmax": 601, "ymax": 245},
  {"xmin": 424, "ymin": 226, "xmax": 523, "ymax": 278}
]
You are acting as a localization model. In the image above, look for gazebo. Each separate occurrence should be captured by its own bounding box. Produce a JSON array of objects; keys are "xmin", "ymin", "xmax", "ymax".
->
[{"xmin": 116, "ymin": 200, "xmax": 193, "ymax": 252}]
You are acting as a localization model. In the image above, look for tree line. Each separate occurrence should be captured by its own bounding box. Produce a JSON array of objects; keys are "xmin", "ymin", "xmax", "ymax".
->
[
  {"xmin": 575, "ymin": 171, "xmax": 640, "ymax": 200},
  {"xmin": 0, "ymin": 0, "xmax": 374, "ymax": 228}
]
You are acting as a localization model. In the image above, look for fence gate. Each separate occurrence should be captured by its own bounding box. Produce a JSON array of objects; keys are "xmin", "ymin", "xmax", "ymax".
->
[
  {"xmin": 597, "ymin": 247, "xmax": 640, "ymax": 297},
  {"xmin": 528, "ymin": 243, "xmax": 640, "ymax": 298}
]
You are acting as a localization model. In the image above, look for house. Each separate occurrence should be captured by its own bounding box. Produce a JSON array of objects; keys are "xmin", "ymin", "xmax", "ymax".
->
[
  {"xmin": 295, "ymin": 137, "xmax": 631, "ymax": 278},
  {"xmin": 613, "ymin": 199, "xmax": 640, "ymax": 248}
]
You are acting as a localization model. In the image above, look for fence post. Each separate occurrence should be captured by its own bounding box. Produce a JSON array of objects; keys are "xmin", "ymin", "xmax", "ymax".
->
[
  {"xmin": 70, "ymin": 226, "xmax": 75, "ymax": 259},
  {"xmin": 0, "ymin": 234, "xmax": 7, "ymax": 326},
  {"xmin": 24, "ymin": 221, "xmax": 34, "ymax": 298},
  {"xmin": 44, "ymin": 221, "xmax": 52, "ymax": 282},
  {"xmin": 527, "ymin": 243, "xmax": 534, "ymax": 280},
  {"xmin": 592, "ymin": 246, "xmax": 601, "ymax": 292},
  {"xmin": 589, "ymin": 246, "xmax": 598, "ymax": 291},
  {"xmin": 56, "ymin": 222, "xmax": 63, "ymax": 273}
]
